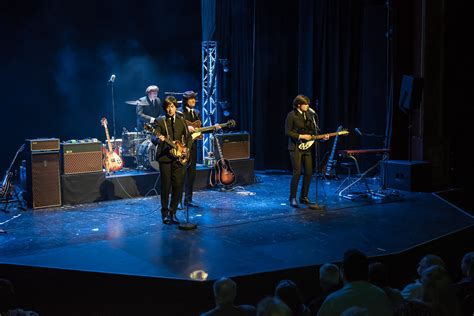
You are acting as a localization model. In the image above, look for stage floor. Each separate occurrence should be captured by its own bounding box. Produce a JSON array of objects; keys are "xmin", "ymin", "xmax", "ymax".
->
[{"xmin": 1, "ymin": 172, "xmax": 472, "ymax": 281}]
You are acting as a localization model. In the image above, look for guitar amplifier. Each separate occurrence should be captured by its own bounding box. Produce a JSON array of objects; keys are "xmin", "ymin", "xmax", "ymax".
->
[
  {"xmin": 25, "ymin": 141, "xmax": 62, "ymax": 209},
  {"xmin": 61, "ymin": 141, "xmax": 103, "ymax": 175},
  {"xmin": 214, "ymin": 132, "xmax": 250, "ymax": 160},
  {"xmin": 26, "ymin": 138, "xmax": 60, "ymax": 152}
]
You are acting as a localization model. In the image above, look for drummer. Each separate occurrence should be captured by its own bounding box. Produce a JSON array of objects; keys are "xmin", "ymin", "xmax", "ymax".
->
[{"xmin": 136, "ymin": 85, "xmax": 163, "ymax": 131}]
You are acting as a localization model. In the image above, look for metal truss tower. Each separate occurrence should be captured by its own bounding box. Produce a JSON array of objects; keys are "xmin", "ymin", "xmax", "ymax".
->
[{"xmin": 201, "ymin": 41, "xmax": 218, "ymax": 163}]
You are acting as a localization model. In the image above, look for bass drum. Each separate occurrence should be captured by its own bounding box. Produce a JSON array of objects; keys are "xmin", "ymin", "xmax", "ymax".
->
[{"xmin": 136, "ymin": 139, "xmax": 159, "ymax": 171}]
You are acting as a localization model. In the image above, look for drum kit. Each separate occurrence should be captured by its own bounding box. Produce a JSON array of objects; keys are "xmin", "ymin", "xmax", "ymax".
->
[{"xmin": 115, "ymin": 100, "xmax": 161, "ymax": 171}]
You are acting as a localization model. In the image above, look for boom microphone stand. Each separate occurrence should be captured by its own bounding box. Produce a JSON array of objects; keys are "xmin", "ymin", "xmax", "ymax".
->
[
  {"xmin": 310, "ymin": 107, "xmax": 325, "ymax": 211},
  {"xmin": 107, "ymin": 74, "xmax": 117, "ymax": 141}
]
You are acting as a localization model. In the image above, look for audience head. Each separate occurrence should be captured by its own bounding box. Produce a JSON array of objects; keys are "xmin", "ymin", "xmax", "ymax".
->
[
  {"xmin": 342, "ymin": 249, "xmax": 369, "ymax": 283},
  {"xmin": 274, "ymin": 279, "xmax": 302, "ymax": 315},
  {"xmin": 461, "ymin": 251, "xmax": 474, "ymax": 277},
  {"xmin": 421, "ymin": 265, "xmax": 451, "ymax": 302},
  {"xmin": 417, "ymin": 254, "xmax": 445, "ymax": 277},
  {"xmin": 0, "ymin": 278, "xmax": 15, "ymax": 312},
  {"xmin": 368, "ymin": 262, "xmax": 389, "ymax": 288},
  {"xmin": 319, "ymin": 263, "xmax": 341, "ymax": 291},
  {"xmin": 340, "ymin": 306, "xmax": 368, "ymax": 316},
  {"xmin": 213, "ymin": 277, "xmax": 237, "ymax": 306},
  {"xmin": 257, "ymin": 296, "xmax": 292, "ymax": 316}
]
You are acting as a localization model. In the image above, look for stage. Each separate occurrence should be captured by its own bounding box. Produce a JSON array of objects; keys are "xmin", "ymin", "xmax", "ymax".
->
[{"xmin": 1, "ymin": 172, "xmax": 472, "ymax": 280}]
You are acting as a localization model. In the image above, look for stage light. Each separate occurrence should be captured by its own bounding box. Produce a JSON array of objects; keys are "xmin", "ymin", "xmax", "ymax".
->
[{"xmin": 189, "ymin": 269, "xmax": 208, "ymax": 281}]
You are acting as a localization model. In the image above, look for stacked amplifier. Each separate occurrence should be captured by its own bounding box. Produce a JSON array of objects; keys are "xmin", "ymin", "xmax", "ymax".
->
[{"xmin": 24, "ymin": 138, "xmax": 62, "ymax": 209}]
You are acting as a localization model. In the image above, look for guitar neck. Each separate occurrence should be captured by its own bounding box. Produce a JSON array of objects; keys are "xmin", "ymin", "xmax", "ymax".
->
[
  {"xmin": 312, "ymin": 131, "xmax": 342, "ymax": 140},
  {"xmin": 104, "ymin": 127, "xmax": 113, "ymax": 152},
  {"xmin": 214, "ymin": 136, "xmax": 224, "ymax": 159}
]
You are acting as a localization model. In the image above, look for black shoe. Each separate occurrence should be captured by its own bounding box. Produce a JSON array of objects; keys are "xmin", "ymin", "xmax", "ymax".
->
[
  {"xmin": 163, "ymin": 214, "xmax": 172, "ymax": 225},
  {"xmin": 170, "ymin": 213, "xmax": 181, "ymax": 224},
  {"xmin": 185, "ymin": 201, "xmax": 199, "ymax": 208},
  {"xmin": 289, "ymin": 198, "xmax": 299, "ymax": 208},
  {"xmin": 299, "ymin": 197, "xmax": 315, "ymax": 205}
]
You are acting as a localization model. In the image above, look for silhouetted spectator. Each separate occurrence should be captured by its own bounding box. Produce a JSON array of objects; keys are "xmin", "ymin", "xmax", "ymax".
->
[
  {"xmin": 317, "ymin": 249, "xmax": 392, "ymax": 316},
  {"xmin": 256, "ymin": 296, "xmax": 292, "ymax": 316},
  {"xmin": 401, "ymin": 254, "xmax": 445, "ymax": 300},
  {"xmin": 307, "ymin": 263, "xmax": 342, "ymax": 315},
  {"xmin": 420, "ymin": 265, "xmax": 461, "ymax": 316},
  {"xmin": 340, "ymin": 306, "xmax": 368, "ymax": 316},
  {"xmin": 201, "ymin": 277, "xmax": 256, "ymax": 316},
  {"xmin": 369, "ymin": 262, "xmax": 404, "ymax": 309},
  {"xmin": 394, "ymin": 299, "xmax": 433, "ymax": 316},
  {"xmin": 452, "ymin": 251, "xmax": 474, "ymax": 315},
  {"xmin": 274, "ymin": 280, "xmax": 309, "ymax": 316},
  {"xmin": 0, "ymin": 278, "xmax": 38, "ymax": 316}
]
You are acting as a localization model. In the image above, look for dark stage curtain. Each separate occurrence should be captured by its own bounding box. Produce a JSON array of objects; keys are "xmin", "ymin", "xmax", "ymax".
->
[{"xmin": 215, "ymin": 0, "xmax": 390, "ymax": 170}]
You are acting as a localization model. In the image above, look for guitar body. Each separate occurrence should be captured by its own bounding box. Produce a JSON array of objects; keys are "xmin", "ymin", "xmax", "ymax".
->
[
  {"xmin": 102, "ymin": 146, "xmax": 123, "ymax": 173},
  {"xmin": 169, "ymin": 140, "xmax": 190, "ymax": 165},
  {"xmin": 215, "ymin": 158, "xmax": 236, "ymax": 186}
]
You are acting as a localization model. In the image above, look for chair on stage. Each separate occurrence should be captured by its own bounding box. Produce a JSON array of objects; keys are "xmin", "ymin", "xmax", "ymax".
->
[{"xmin": 335, "ymin": 148, "xmax": 391, "ymax": 200}]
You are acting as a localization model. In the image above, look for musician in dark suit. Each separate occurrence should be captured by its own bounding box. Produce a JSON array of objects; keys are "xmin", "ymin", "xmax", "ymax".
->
[
  {"xmin": 152, "ymin": 96, "xmax": 192, "ymax": 224},
  {"xmin": 285, "ymin": 95, "xmax": 328, "ymax": 208},
  {"xmin": 136, "ymin": 85, "xmax": 162, "ymax": 131}
]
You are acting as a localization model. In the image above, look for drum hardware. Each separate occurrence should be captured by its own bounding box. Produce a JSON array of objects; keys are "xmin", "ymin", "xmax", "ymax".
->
[{"xmin": 136, "ymin": 139, "xmax": 160, "ymax": 171}]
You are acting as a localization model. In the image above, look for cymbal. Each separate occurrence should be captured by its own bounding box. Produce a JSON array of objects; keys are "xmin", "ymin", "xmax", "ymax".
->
[{"xmin": 125, "ymin": 100, "xmax": 149, "ymax": 106}]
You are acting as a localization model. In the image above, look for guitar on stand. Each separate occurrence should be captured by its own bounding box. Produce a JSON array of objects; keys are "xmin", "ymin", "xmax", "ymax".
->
[
  {"xmin": 101, "ymin": 117, "xmax": 123, "ymax": 173},
  {"xmin": 322, "ymin": 125, "xmax": 344, "ymax": 179},
  {"xmin": 1, "ymin": 144, "xmax": 26, "ymax": 213},
  {"xmin": 210, "ymin": 132, "xmax": 236, "ymax": 187}
]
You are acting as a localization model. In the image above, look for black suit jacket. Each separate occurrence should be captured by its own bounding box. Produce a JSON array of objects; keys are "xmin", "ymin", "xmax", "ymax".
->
[
  {"xmin": 181, "ymin": 107, "xmax": 202, "ymax": 150},
  {"xmin": 285, "ymin": 109, "xmax": 317, "ymax": 151},
  {"xmin": 153, "ymin": 115, "xmax": 192, "ymax": 162},
  {"xmin": 136, "ymin": 96, "xmax": 162, "ymax": 131}
]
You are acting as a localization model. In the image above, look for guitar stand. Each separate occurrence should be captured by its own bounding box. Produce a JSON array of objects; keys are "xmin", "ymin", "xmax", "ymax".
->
[{"xmin": 1, "ymin": 185, "xmax": 26, "ymax": 213}]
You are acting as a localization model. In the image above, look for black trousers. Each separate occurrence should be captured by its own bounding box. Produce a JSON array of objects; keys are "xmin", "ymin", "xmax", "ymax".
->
[
  {"xmin": 159, "ymin": 159, "xmax": 186, "ymax": 215},
  {"xmin": 184, "ymin": 145, "xmax": 197, "ymax": 203},
  {"xmin": 289, "ymin": 148, "xmax": 313, "ymax": 199}
]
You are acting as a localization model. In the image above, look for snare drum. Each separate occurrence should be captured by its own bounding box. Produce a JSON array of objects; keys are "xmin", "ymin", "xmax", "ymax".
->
[
  {"xmin": 136, "ymin": 139, "xmax": 159, "ymax": 171},
  {"xmin": 122, "ymin": 132, "xmax": 146, "ymax": 157}
]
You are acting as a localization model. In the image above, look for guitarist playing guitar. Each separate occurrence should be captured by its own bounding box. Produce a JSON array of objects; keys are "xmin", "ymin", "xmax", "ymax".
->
[{"xmin": 101, "ymin": 117, "xmax": 123, "ymax": 173}]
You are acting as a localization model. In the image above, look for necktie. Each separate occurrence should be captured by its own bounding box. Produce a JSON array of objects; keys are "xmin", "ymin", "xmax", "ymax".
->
[
  {"xmin": 303, "ymin": 112, "xmax": 307, "ymax": 120},
  {"xmin": 191, "ymin": 109, "xmax": 195, "ymax": 119}
]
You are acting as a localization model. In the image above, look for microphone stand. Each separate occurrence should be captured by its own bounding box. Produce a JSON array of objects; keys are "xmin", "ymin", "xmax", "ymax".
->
[
  {"xmin": 311, "ymin": 112, "xmax": 325, "ymax": 211},
  {"xmin": 108, "ymin": 80, "xmax": 117, "ymax": 141}
]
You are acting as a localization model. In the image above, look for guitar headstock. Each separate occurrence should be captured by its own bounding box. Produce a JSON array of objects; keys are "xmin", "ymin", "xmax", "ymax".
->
[
  {"xmin": 339, "ymin": 129, "xmax": 350, "ymax": 136},
  {"xmin": 225, "ymin": 119, "xmax": 236, "ymax": 128},
  {"xmin": 143, "ymin": 123, "xmax": 153, "ymax": 132},
  {"xmin": 101, "ymin": 117, "xmax": 108, "ymax": 128}
]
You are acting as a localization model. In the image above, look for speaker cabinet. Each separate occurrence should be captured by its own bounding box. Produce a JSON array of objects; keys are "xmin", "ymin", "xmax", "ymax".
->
[
  {"xmin": 61, "ymin": 142, "xmax": 103, "ymax": 175},
  {"xmin": 214, "ymin": 133, "xmax": 250, "ymax": 160},
  {"xmin": 25, "ymin": 150, "xmax": 62, "ymax": 209},
  {"xmin": 384, "ymin": 160, "xmax": 431, "ymax": 192}
]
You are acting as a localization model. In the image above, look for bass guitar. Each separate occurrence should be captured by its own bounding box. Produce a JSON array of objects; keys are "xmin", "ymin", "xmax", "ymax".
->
[
  {"xmin": 322, "ymin": 125, "xmax": 343, "ymax": 178},
  {"xmin": 101, "ymin": 117, "xmax": 123, "ymax": 173},
  {"xmin": 143, "ymin": 123, "xmax": 190, "ymax": 165},
  {"xmin": 187, "ymin": 119, "xmax": 237, "ymax": 141},
  {"xmin": 298, "ymin": 129, "xmax": 349, "ymax": 150},
  {"xmin": 210, "ymin": 133, "xmax": 236, "ymax": 187}
]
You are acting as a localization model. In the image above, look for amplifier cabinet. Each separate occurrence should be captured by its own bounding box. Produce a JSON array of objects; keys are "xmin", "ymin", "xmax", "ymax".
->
[
  {"xmin": 61, "ymin": 142, "xmax": 103, "ymax": 175},
  {"xmin": 214, "ymin": 132, "xmax": 250, "ymax": 160},
  {"xmin": 26, "ymin": 138, "xmax": 60, "ymax": 152},
  {"xmin": 25, "ymin": 151, "xmax": 62, "ymax": 209}
]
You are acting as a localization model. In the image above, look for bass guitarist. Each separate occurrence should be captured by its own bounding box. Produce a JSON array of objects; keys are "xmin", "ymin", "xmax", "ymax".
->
[
  {"xmin": 152, "ymin": 96, "xmax": 193, "ymax": 225},
  {"xmin": 285, "ymin": 95, "xmax": 329, "ymax": 208}
]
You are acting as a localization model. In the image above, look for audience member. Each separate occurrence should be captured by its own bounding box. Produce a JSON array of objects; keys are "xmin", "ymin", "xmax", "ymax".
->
[
  {"xmin": 317, "ymin": 249, "xmax": 392, "ymax": 316},
  {"xmin": 307, "ymin": 263, "xmax": 342, "ymax": 315},
  {"xmin": 274, "ymin": 280, "xmax": 309, "ymax": 316},
  {"xmin": 369, "ymin": 262, "xmax": 404, "ymax": 309},
  {"xmin": 201, "ymin": 277, "xmax": 256, "ymax": 316},
  {"xmin": 0, "ymin": 278, "xmax": 38, "ymax": 316},
  {"xmin": 401, "ymin": 254, "xmax": 445, "ymax": 300},
  {"xmin": 452, "ymin": 251, "xmax": 474, "ymax": 315},
  {"xmin": 340, "ymin": 306, "xmax": 368, "ymax": 316},
  {"xmin": 256, "ymin": 296, "xmax": 292, "ymax": 316}
]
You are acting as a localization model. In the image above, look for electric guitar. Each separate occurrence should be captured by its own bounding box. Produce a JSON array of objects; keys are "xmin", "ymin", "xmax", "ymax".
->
[
  {"xmin": 322, "ymin": 125, "xmax": 343, "ymax": 178},
  {"xmin": 298, "ymin": 129, "xmax": 349, "ymax": 150},
  {"xmin": 188, "ymin": 119, "xmax": 237, "ymax": 141},
  {"xmin": 210, "ymin": 133, "xmax": 236, "ymax": 187},
  {"xmin": 143, "ymin": 123, "xmax": 190, "ymax": 165},
  {"xmin": 1, "ymin": 144, "xmax": 25, "ymax": 199},
  {"xmin": 100, "ymin": 117, "xmax": 123, "ymax": 173}
]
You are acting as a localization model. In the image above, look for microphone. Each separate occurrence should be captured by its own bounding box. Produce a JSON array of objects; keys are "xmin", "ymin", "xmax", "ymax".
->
[
  {"xmin": 355, "ymin": 127, "xmax": 363, "ymax": 136},
  {"xmin": 308, "ymin": 107, "xmax": 316, "ymax": 114},
  {"xmin": 108, "ymin": 74, "xmax": 116, "ymax": 83}
]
